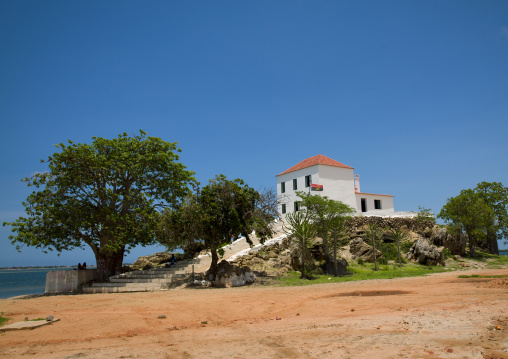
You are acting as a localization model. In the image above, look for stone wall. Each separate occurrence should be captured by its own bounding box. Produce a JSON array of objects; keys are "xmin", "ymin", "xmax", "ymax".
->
[
  {"xmin": 345, "ymin": 216, "xmax": 434, "ymax": 233},
  {"xmin": 45, "ymin": 269, "xmax": 99, "ymax": 294}
]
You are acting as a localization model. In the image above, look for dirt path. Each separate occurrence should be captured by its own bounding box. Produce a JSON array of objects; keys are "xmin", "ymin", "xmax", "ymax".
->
[{"xmin": 1, "ymin": 268, "xmax": 507, "ymax": 359}]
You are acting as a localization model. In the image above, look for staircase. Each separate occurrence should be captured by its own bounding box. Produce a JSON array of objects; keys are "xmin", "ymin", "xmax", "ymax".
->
[
  {"xmin": 82, "ymin": 259, "xmax": 201, "ymax": 294},
  {"xmin": 83, "ymin": 221, "xmax": 287, "ymax": 294}
]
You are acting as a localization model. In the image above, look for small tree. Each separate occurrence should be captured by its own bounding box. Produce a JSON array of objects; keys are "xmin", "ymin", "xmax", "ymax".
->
[
  {"xmin": 390, "ymin": 229, "xmax": 409, "ymax": 267},
  {"xmin": 364, "ymin": 224, "xmax": 382, "ymax": 271},
  {"xmin": 3, "ymin": 131, "xmax": 195, "ymax": 279},
  {"xmin": 438, "ymin": 189, "xmax": 495, "ymax": 257},
  {"xmin": 283, "ymin": 210, "xmax": 317, "ymax": 279},
  {"xmin": 473, "ymin": 181, "xmax": 508, "ymax": 254},
  {"xmin": 297, "ymin": 192, "xmax": 354, "ymax": 275},
  {"xmin": 158, "ymin": 175, "xmax": 277, "ymax": 281}
]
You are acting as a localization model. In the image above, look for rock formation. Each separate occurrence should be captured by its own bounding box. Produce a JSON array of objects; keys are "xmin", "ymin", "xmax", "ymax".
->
[
  {"xmin": 407, "ymin": 238, "xmax": 445, "ymax": 266},
  {"xmin": 349, "ymin": 238, "xmax": 383, "ymax": 262},
  {"xmin": 131, "ymin": 252, "xmax": 173, "ymax": 270},
  {"xmin": 213, "ymin": 260, "xmax": 256, "ymax": 288}
]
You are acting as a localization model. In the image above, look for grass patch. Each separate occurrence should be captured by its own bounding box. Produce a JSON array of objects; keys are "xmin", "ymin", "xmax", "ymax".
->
[
  {"xmin": 277, "ymin": 262, "xmax": 448, "ymax": 286},
  {"xmin": 0, "ymin": 316, "xmax": 9, "ymax": 327},
  {"xmin": 25, "ymin": 318, "xmax": 45, "ymax": 321}
]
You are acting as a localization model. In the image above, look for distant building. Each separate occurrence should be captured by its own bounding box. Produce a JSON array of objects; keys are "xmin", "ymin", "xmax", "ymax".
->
[{"xmin": 276, "ymin": 154, "xmax": 395, "ymax": 217}]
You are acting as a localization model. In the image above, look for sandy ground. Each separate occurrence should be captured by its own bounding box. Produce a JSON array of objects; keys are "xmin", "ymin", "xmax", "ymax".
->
[{"xmin": 1, "ymin": 269, "xmax": 507, "ymax": 359}]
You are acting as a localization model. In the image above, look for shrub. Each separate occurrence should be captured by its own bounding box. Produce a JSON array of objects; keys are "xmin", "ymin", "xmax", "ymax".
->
[{"xmin": 357, "ymin": 258, "xmax": 365, "ymax": 266}]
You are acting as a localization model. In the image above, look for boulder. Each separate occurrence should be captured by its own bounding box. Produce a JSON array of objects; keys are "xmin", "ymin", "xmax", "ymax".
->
[
  {"xmin": 132, "ymin": 252, "xmax": 173, "ymax": 269},
  {"xmin": 407, "ymin": 238, "xmax": 445, "ymax": 266},
  {"xmin": 213, "ymin": 260, "xmax": 256, "ymax": 288},
  {"xmin": 332, "ymin": 258, "xmax": 349, "ymax": 276},
  {"xmin": 430, "ymin": 227, "xmax": 466, "ymax": 256},
  {"xmin": 349, "ymin": 238, "xmax": 382, "ymax": 263}
]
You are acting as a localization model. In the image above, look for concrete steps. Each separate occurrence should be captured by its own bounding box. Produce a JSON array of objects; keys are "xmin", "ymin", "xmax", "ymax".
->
[{"xmin": 82, "ymin": 259, "xmax": 200, "ymax": 294}]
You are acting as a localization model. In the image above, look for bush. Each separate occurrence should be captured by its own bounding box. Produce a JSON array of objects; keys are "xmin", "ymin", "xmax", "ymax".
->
[
  {"xmin": 357, "ymin": 258, "xmax": 365, "ymax": 266},
  {"xmin": 378, "ymin": 257, "xmax": 388, "ymax": 265}
]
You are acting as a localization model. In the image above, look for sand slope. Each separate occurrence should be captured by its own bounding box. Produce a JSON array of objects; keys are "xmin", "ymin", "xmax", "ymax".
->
[{"xmin": 1, "ymin": 269, "xmax": 507, "ymax": 359}]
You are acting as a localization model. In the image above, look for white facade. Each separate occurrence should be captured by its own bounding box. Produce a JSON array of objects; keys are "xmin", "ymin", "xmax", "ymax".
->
[{"xmin": 276, "ymin": 155, "xmax": 395, "ymax": 217}]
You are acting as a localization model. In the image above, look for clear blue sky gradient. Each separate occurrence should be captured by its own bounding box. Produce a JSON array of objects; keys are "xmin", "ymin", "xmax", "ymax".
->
[{"xmin": 1, "ymin": 1, "xmax": 507, "ymax": 267}]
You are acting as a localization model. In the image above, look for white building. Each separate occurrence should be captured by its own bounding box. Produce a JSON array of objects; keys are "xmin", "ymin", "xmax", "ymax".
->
[{"xmin": 276, "ymin": 154, "xmax": 395, "ymax": 217}]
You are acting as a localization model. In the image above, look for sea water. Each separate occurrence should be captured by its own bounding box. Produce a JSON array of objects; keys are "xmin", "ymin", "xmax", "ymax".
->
[{"xmin": 0, "ymin": 268, "xmax": 74, "ymax": 299}]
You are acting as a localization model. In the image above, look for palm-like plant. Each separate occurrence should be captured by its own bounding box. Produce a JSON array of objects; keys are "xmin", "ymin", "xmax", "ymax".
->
[
  {"xmin": 364, "ymin": 224, "xmax": 382, "ymax": 271},
  {"xmin": 391, "ymin": 229, "xmax": 409, "ymax": 267},
  {"xmin": 283, "ymin": 210, "xmax": 317, "ymax": 279}
]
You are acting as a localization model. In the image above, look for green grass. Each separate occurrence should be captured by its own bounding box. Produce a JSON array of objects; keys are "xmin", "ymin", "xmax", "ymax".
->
[
  {"xmin": 25, "ymin": 318, "xmax": 45, "ymax": 321},
  {"xmin": 277, "ymin": 262, "xmax": 448, "ymax": 286},
  {"xmin": 0, "ymin": 316, "xmax": 9, "ymax": 327}
]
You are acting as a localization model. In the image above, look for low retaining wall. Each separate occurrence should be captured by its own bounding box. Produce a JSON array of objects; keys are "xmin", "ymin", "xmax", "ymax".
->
[{"xmin": 45, "ymin": 269, "xmax": 99, "ymax": 294}]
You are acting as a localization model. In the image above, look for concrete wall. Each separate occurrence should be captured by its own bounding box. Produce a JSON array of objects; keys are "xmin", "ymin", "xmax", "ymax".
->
[{"xmin": 45, "ymin": 269, "xmax": 99, "ymax": 294}]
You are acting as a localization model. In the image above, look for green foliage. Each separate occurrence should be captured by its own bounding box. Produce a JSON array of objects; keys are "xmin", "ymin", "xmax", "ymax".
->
[
  {"xmin": 296, "ymin": 192, "xmax": 355, "ymax": 276},
  {"xmin": 377, "ymin": 257, "xmax": 388, "ymax": 265},
  {"xmin": 390, "ymin": 229, "xmax": 410, "ymax": 266},
  {"xmin": 3, "ymin": 131, "xmax": 196, "ymax": 278},
  {"xmin": 0, "ymin": 316, "xmax": 8, "ymax": 327},
  {"xmin": 438, "ymin": 188, "xmax": 495, "ymax": 257},
  {"xmin": 416, "ymin": 206, "xmax": 435, "ymax": 223},
  {"xmin": 473, "ymin": 182, "xmax": 508, "ymax": 252},
  {"xmin": 158, "ymin": 175, "xmax": 277, "ymax": 280},
  {"xmin": 357, "ymin": 258, "xmax": 365, "ymax": 266},
  {"xmin": 442, "ymin": 247, "xmax": 452, "ymax": 259},
  {"xmin": 283, "ymin": 210, "xmax": 317, "ymax": 279}
]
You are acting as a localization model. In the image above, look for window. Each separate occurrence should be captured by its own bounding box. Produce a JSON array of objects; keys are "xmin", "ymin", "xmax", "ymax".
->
[
  {"xmin": 281, "ymin": 182, "xmax": 285, "ymax": 193},
  {"xmin": 282, "ymin": 204, "xmax": 286, "ymax": 214},
  {"xmin": 293, "ymin": 179, "xmax": 297, "ymax": 190},
  {"xmin": 374, "ymin": 199, "xmax": 382, "ymax": 210},
  {"xmin": 305, "ymin": 175, "xmax": 311, "ymax": 187},
  {"xmin": 361, "ymin": 198, "xmax": 367, "ymax": 212},
  {"xmin": 294, "ymin": 201, "xmax": 300, "ymax": 212}
]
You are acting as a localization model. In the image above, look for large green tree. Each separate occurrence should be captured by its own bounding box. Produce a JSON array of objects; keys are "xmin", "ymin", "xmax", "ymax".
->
[
  {"xmin": 297, "ymin": 191, "xmax": 354, "ymax": 275},
  {"xmin": 473, "ymin": 181, "xmax": 508, "ymax": 254},
  {"xmin": 438, "ymin": 189, "xmax": 495, "ymax": 257},
  {"xmin": 3, "ymin": 131, "xmax": 195, "ymax": 279},
  {"xmin": 158, "ymin": 175, "xmax": 278, "ymax": 281}
]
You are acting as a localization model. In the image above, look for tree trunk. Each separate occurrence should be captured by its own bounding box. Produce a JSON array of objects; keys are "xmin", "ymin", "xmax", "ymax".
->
[
  {"xmin": 332, "ymin": 232, "xmax": 338, "ymax": 277},
  {"xmin": 487, "ymin": 231, "xmax": 499, "ymax": 255},
  {"xmin": 95, "ymin": 247, "xmax": 125, "ymax": 282},
  {"xmin": 207, "ymin": 248, "xmax": 219, "ymax": 282},
  {"xmin": 396, "ymin": 238, "xmax": 402, "ymax": 267},
  {"xmin": 372, "ymin": 236, "xmax": 378, "ymax": 271}
]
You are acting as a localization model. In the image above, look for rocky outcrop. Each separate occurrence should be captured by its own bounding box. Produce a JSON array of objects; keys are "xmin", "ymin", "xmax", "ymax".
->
[
  {"xmin": 349, "ymin": 238, "xmax": 382, "ymax": 262},
  {"xmin": 213, "ymin": 260, "xmax": 256, "ymax": 288},
  {"xmin": 230, "ymin": 240, "xmax": 293, "ymax": 276},
  {"xmin": 429, "ymin": 227, "xmax": 466, "ymax": 256},
  {"xmin": 407, "ymin": 238, "xmax": 445, "ymax": 266},
  {"xmin": 132, "ymin": 252, "xmax": 173, "ymax": 270}
]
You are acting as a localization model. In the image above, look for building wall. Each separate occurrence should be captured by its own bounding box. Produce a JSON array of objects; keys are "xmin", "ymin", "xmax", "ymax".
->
[
  {"xmin": 277, "ymin": 166, "xmax": 320, "ymax": 216},
  {"xmin": 318, "ymin": 165, "xmax": 356, "ymax": 209},
  {"xmin": 355, "ymin": 193, "xmax": 394, "ymax": 215},
  {"xmin": 277, "ymin": 165, "xmax": 357, "ymax": 216}
]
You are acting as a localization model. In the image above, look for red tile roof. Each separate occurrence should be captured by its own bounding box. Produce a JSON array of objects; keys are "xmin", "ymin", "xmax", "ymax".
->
[{"xmin": 277, "ymin": 154, "xmax": 354, "ymax": 176}]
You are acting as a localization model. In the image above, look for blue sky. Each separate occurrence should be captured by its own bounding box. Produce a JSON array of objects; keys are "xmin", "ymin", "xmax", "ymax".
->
[{"xmin": 1, "ymin": 1, "xmax": 507, "ymax": 267}]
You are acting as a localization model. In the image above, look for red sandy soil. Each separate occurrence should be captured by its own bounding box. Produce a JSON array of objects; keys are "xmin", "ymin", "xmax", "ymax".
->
[{"xmin": 1, "ymin": 269, "xmax": 507, "ymax": 359}]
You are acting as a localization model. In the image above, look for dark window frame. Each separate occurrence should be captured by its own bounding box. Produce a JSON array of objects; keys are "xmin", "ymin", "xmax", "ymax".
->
[
  {"xmin": 281, "ymin": 182, "xmax": 285, "ymax": 193},
  {"xmin": 293, "ymin": 179, "xmax": 297, "ymax": 190},
  {"xmin": 305, "ymin": 175, "xmax": 311, "ymax": 187},
  {"xmin": 294, "ymin": 201, "xmax": 300, "ymax": 212},
  {"xmin": 282, "ymin": 203, "xmax": 286, "ymax": 214},
  {"xmin": 374, "ymin": 199, "xmax": 382, "ymax": 210}
]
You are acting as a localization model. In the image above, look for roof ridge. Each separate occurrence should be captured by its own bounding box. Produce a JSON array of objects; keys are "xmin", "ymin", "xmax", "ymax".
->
[{"xmin": 277, "ymin": 154, "xmax": 353, "ymax": 176}]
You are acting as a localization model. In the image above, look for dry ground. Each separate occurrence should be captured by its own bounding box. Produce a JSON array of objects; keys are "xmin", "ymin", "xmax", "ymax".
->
[{"xmin": 1, "ymin": 269, "xmax": 507, "ymax": 359}]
